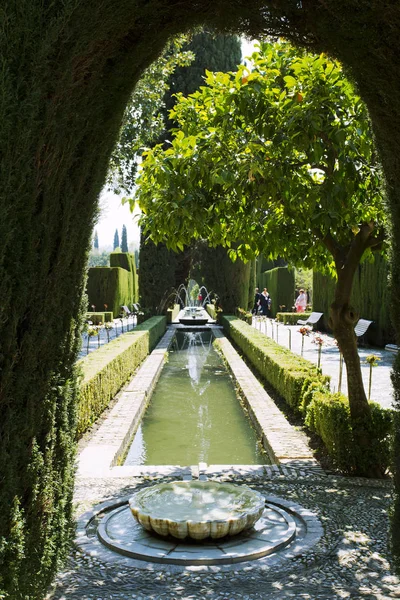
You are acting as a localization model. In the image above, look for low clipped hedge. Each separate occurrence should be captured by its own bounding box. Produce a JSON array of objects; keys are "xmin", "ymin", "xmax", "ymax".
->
[
  {"xmin": 223, "ymin": 316, "xmax": 392, "ymax": 475},
  {"xmin": 76, "ymin": 316, "xmax": 166, "ymax": 437},
  {"xmin": 305, "ymin": 388, "xmax": 393, "ymax": 474},
  {"xmin": 86, "ymin": 311, "xmax": 113, "ymax": 324},
  {"xmin": 222, "ymin": 315, "xmax": 329, "ymax": 411},
  {"xmin": 236, "ymin": 307, "xmax": 252, "ymax": 324},
  {"xmin": 276, "ymin": 312, "xmax": 312, "ymax": 325}
]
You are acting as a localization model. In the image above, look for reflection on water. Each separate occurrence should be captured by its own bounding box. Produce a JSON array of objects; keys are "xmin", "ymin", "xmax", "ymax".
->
[{"xmin": 124, "ymin": 331, "xmax": 268, "ymax": 466}]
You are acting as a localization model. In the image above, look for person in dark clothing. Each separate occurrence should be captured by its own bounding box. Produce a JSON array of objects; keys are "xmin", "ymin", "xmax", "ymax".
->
[
  {"xmin": 260, "ymin": 288, "xmax": 270, "ymax": 315},
  {"xmin": 252, "ymin": 287, "xmax": 261, "ymax": 314}
]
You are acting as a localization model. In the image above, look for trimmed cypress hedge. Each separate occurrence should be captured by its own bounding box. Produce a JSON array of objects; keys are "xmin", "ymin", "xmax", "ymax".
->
[
  {"xmin": 138, "ymin": 233, "xmax": 177, "ymax": 315},
  {"xmin": 77, "ymin": 316, "xmax": 166, "ymax": 437},
  {"xmin": 222, "ymin": 316, "xmax": 329, "ymax": 411},
  {"xmin": 166, "ymin": 304, "xmax": 180, "ymax": 323},
  {"xmin": 191, "ymin": 242, "xmax": 251, "ymax": 313},
  {"xmin": 313, "ymin": 256, "xmax": 394, "ymax": 346},
  {"xmin": 86, "ymin": 266, "xmax": 132, "ymax": 318},
  {"xmin": 258, "ymin": 267, "xmax": 295, "ymax": 317},
  {"xmin": 110, "ymin": 251, "xmax": 138, "ymax": 304}
]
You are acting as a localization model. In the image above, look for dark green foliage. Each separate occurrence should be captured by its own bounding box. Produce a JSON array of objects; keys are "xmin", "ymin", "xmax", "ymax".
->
[
  {"xmin": 313, "ymin": 256, "xmax": 394, "ymax": 346},
  {"xmin": 223, "ymin": 317, "xmax": 392, "ymax": 475},
  {"xmin": 222, "ymin": 316, "xmax": 329, "ymax": 411},
  {"xmin": 259, "ymin": 267, "xmax": 295, "ymax": 317},
  {"xmin": 121, "ymin": 224, "xmax": 128, "ymax": 252},
  {"xmin": 256, "ymin": 256, "xmax": 287, "ymax": 287},
  {"xmin": 191, "ymin": 242, "xmax": 251, "ymax": 313},
  {"xmin": 161, "ymin": 30, "xmax": 242, "ymax": 144},
  {"xmin": 276, "ymin": 312, "xmax": 312, "ymax": 325},
  {"xmin": 77, "ymin": 316, "xmax": 166, "ymax": 437},
  {"xmin": 139, "ymin": 232, "xmax": 177, "ymax": 315},
  {"xmin": 86, "ymin": 311, "xmax": 113, "ymax": 324},
  {"xmin": 87, "ymin": 267, "xmax": 131, "ymax": 317},
  {"xmin": 305, "ymin": 390, "xmax": 393, "ymax": 475},
  {"xmin": 113, "ymin": 229, "xmax": 120, "ymax": 250},
  {"xmin": 93, "ymin": 230, "xmax": 99, "ymax": 249},
  {"xmin": 1, "ymin": 1, "xmax": 400, "ymax": 593},
  {"xmin": 248, "ymin": 259, "xmax": 257, "ymax": 311},
  {"xmin": 110, "ymin": 251, "xmax": 138, "ymax": 303}
]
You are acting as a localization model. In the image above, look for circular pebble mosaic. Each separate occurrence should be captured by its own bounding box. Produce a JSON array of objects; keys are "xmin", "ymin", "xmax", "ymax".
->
[{"xmin": 76, "ymin": 494, "xmax": 323, "ymax": 570}]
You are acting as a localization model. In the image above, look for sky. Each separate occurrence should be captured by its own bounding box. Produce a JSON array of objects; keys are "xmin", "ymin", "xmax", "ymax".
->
[
  {"xmin": 94, "ymin": 38, "xmax": 258, "ymax": 251},
  {"xmin": 94, "ymin": 189, "xmax": 140, "ymax": 251}
]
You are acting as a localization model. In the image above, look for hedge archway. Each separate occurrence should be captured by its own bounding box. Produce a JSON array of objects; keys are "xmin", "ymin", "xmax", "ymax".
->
[{"xmin": 1, "ymin": 2, "xmax": 400, "ymax": 597}]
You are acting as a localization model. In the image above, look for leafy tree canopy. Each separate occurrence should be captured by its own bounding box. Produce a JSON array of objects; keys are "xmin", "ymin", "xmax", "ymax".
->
[
  {"xmin": 135, "ymin": 41, "xmax": 386, "ymax": 273},
  {"xmin": 108, "ymin": 35, "xmax": 194, "ymax": 193}
]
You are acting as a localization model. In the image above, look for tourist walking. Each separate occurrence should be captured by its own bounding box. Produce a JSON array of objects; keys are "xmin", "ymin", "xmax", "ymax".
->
[
  {"xmin": 295, "ymin": 288, "xmax": 307, "ymax": 313},
  {"xmin": 260, "ymin": 288, "xmax": 270, "ymax": 316},
  {"xmin": 252, "ymin": 287, "xmax": 261, "ymax": 314}
]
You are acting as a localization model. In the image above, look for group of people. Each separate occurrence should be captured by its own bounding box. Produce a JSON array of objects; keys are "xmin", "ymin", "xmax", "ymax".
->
[
  {"xmin": 252, "ymin": 287, "xmax": 272, "ymax": 316},
  {"xmin": 252, "ymin": 286, "xmax": 308, "ymax": 316}
]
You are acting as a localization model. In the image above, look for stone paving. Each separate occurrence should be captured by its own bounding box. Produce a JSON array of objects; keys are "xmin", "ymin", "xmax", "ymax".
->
[
  {"xmin": 253, "ymin": 317, "xmax": 396, "ymax": 409},
  {"xmin": 47, "ymin": 325, "xmax": 399, "ymax": 600},
  {"xmin": 48, "ymin": 470, "xmax": 398, "ymax": 600}
]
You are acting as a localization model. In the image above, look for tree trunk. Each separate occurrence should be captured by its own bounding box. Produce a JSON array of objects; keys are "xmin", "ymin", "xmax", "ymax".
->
[{"xmin": 328, "ymin": 253, "xmax": 384, "ymax": 477}]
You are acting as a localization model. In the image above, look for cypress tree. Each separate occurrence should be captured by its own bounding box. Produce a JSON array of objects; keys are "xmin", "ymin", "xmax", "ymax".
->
[
  {"xmin": 121, "ymin": 224, "xmax": 128, "ymax": 252},
  {"xmin": 113, "ymin": 229, "xmax": 120, "ymax": 250},
  {"xmin": 93, "ymin": 230, "xmax": 99, "ymax": 249},
  {"xmin": 161, "ymin": 30, "xmax": 242, "ymax": 144},
  {"xmin": 1, "ymin": 4, "xmax": 400, "ymax": 597},
  {"xmin": 139, "ymin": 30, "xmax": 242, "ymax": 314}
]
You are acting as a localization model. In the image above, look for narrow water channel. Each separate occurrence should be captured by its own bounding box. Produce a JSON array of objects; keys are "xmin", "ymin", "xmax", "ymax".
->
[{"xmin": 124, "ymin": 330, "xmax": 269, "ymax": 466}]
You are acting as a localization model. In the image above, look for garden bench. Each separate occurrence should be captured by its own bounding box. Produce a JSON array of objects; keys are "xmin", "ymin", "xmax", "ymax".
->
[
  {"xmin": 354, "ymin": 318, "xmax": 373, "ymax": 343},
  {"xmin": 297, "ymin": 312, "xmax": 323, "ymax": 328}
]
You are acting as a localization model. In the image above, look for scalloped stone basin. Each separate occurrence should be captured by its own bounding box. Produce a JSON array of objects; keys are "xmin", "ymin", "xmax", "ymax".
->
[{"xmin": 128, "ymin": 481, "xmax": 265, "ymax": 540}]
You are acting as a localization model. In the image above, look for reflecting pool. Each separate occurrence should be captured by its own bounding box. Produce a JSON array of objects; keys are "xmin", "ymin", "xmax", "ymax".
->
[{"xmin": 124, "ymin": 330, "xmax": 269, "ymax": 465}]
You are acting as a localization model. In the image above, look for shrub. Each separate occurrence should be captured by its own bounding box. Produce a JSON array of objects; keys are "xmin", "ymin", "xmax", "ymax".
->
[
  {"xmin": 276, "ymin": 312, "xmax": 312, "ymax": 325},
  {"xmin": 86, "ymin": 266, "xmax": 132, "ymax": 317},
  {"xmin": 305, "ymin": 389, "xmax": 393, "ymax": 474},
  {"xmin": 222, "ymin": 316, "xmax": 392, "ymax": 475},
  {"xmin": 222, "ymin": 315, "xmax": 328, "ymax": 411},
  {"xmin": 166, "ymin": 304, "xmax": 181, "ymax": 323},
  {"xmin": 86, "ymin": 311, "xmax": 113, "ymax": 324},
  {"xmin": 76, "ymin": 316, "xmax": 166, "ymax": 436},
  {"xmin": 313, "ymin": 256, "xmax": 395, "ymax": 346},
  {"xmin": 236, "ymin": 307, "xmax": 253, "ymax": 324}
]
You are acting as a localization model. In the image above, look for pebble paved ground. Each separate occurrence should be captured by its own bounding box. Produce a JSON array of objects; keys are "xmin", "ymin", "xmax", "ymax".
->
[
  {"xmin": 47, "ymin": 322, "xmax": 399, "ymax": 599},
  {"xmin": 47, "ymin": 470, "xmax": 398, "ymax": 600},
  {"xmin": 254, "ymin": 318, "xmax": 396, "ymax": 409}
]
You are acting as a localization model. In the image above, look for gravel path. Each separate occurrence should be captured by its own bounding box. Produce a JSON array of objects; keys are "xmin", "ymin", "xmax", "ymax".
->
[{"xmin": 47, "ymin": 471, "xmax": 398, "ymax": 600}]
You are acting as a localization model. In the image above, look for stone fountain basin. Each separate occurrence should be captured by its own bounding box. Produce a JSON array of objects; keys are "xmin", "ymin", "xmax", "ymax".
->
[{"xmin": 128, "ymin": 481, "xmax": 265, "ymax": 541}]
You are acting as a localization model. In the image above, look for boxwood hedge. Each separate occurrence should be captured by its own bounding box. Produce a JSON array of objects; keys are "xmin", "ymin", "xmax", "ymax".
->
[
  {"xmin": 76, "ymin": 316, "xmax": 166, "ymax": 437},
  {"xmin": 223, "ymin": 316, "xmax": 392, "ymax": 474}
]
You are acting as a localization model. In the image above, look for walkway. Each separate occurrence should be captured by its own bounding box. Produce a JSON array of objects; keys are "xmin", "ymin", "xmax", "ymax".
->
[
  {"xmin": 48, "ymin": 470, "xmax": 397, "ymax": 599},
  {"xmin": 254, "ymin": 318, "xmax": 395, "ymax": 409},
  {"xmin": 46, "ymin": 326, "xmax": 399, "ymax": 600},
  {"xmin": 79, "ymin": 315, "xmax": 137, "ymax": 360}
]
